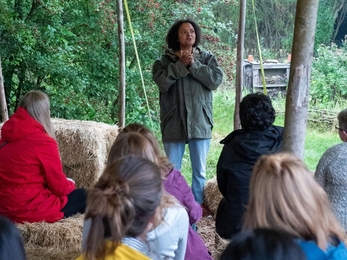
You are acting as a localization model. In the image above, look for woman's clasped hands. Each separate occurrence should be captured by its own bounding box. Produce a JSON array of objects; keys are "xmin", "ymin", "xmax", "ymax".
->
[{"xmin": 179, "ymin": 50, "xmax": 194, "ymax": 67}]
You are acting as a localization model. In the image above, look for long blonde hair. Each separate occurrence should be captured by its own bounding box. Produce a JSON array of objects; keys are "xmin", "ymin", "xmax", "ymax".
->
[
  {"xmin": 243, "ymin": 152, "xmax": 347, "ymax": 250},
  {"xmin": 19, "ymin": 90, "xmax": 55, "ymax": 138}
]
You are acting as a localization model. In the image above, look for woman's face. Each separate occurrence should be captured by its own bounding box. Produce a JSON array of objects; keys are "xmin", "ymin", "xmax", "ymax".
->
[{"xmin": 177, "ymin": 23, "xmax": 196, "ymax": 49}]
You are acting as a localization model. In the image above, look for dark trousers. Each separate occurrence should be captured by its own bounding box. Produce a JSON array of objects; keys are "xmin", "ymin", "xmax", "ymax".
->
[{"xmin": 61, "ymin": 188, "xmax": 87, "ymax": 218}]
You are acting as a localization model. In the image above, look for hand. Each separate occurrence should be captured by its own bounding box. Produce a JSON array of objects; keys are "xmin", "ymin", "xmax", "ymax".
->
[
  {"xmin": 67, "ymin": 177, "xmax": 75, "ymax": 184},
  {"xmin": 180, "ymin": 50, "xmax": 194, "ymax": 67}
]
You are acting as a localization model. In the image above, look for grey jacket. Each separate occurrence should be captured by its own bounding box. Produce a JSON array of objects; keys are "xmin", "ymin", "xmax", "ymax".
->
[
  {"xmin": 315, "ymin": 142, "xmax": 347, "ymax": 230},
  {"xmin": 152, "ymin": 48, "xmax": 223, "ymax": 142}
]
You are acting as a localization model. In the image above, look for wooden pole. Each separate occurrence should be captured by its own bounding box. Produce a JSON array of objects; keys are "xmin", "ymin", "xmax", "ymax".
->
[
  {"xmin": 234, "ymin": 0, "xmax": 246, "ymax": 130},
  {"xmin": 283, "ymin": 0, "xmax": 319, "ymax": 159},
  {"xmin": 0, "ymin": 57, "xmax": 9, "ymax": 122},
  {"xmin": 117, "ymin": 0, "xmax": 126, "ymax": 128}
]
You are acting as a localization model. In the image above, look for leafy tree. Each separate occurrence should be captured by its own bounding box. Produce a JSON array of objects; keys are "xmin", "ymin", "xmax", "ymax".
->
[{"xmin": 0, "ymin": 0, "xmax": 344, "ymax": 125}]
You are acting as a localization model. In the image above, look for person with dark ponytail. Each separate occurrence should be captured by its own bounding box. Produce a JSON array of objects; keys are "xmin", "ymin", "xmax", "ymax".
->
[
  {"xmin": 121, "ymin": 123, "xmax": 211, "ymax": 260},
  {"xmin": 82, "ymin": 132, "xmax": 189, "ymax": 260},
  {"xmin": 77, "ymin": 156, "xmax": 163, "ymax": 260}
]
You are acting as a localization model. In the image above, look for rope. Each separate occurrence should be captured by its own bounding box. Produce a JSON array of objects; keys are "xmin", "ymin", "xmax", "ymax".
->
[
  {"xmin": 251, "ymin": 0, "xmax": 267, "ymax": 95},
  {"xmin": 123, "ymin": 0, "xmax": 154, "ymax": 129}
]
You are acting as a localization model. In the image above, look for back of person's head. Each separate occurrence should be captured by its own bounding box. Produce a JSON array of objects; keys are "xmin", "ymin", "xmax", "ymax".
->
[
  {"xmin": 243, "ymin": 153, "xmax": 347, "ymax": 250},
  {"xmin": 0, "ymin": 215, "xmax": 26, "ymax": 260},
  {"xmin": 166, "ymin": 19, "xmax": 201, "ymax": 51},
  {"xmin": 220, "ymin": 228, "xmax": 306, "ymax": 260},
  {"xmin": 107, "ymin": 132, "xmax": 159, "ymax": 167},
  {"xmin": 239, "ymin": 92, "xmax": 275, "ymax": 130},
  {"xmin": 18, "ymin": 90, "xmax": 55, "ymax": 138},
  {"xmin": 83, "ymin": 156, "xmax": 163, "ymax": 260},
  {"xmin": 121, "ymin": 123, "xmax": 162, "ymax": 158},
  {"xmin": 110, "ymin": 129, "xmax": 178, "ymax": 218},
  {"xmin": 120, "ymin": 123, "xmax": 173, "ymax": 175},
  {"xmin": 338, "ymin": 108, "xmax": 347, "ymax": 131}
]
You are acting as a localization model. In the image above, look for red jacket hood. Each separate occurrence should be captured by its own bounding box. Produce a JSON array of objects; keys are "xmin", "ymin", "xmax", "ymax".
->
[{"xmin": 1, "ymin": 107, "xmax": 46, "ymax": 143}]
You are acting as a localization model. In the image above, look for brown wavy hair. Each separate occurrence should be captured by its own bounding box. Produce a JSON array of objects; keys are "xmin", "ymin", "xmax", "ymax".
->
[
  {"xmin": 243, "ymin": 152, "xmax": 347, "ymax": 250},
  {"xmin": 83, "ymin": 156, "xmax": 163, "ymax": 260},
  {"xmin": 120, "ymin": 123, "xmax": 173, "ymax": 176},
  {"xmin": 107, "ymin": 131, "xmax": 178, "ymax": 225}
]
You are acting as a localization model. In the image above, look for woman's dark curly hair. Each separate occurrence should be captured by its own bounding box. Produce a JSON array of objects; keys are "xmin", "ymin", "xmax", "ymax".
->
[
  {"xmin": 166, "ymin": 19, "xmax": 201, "ymax": 51},
  {"xmin": 239, "ymin": 92, "xmax": 275, "ymax": 130}
]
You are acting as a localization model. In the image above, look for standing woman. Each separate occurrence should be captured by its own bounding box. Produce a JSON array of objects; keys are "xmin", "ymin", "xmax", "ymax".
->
[
  {"xmin": 0, "ymin": 90, "xmax": 86, "ymax": 223},
  {"xmin": 152, "ymin": 19, "xmax": 223, "ymax": 206}
]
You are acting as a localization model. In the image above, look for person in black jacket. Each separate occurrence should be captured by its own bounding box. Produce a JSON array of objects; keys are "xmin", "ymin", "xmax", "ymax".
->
[{"xmin": 215, "ymin": 92, "xmax": 283, "ymax": 239}]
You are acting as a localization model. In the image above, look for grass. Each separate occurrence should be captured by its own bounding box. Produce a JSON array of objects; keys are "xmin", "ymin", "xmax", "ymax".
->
[{"xmin": 180, "ymin": 87, "xmax": 342, "ymax": 185}]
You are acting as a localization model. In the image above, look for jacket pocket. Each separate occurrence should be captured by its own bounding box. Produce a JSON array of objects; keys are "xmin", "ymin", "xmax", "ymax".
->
[
  {"xmin": 202, "ymin": 103, "xmax": 213, "ymax": 127},
  {"xmin": 161, "ymin": 106, "xmax": 176, "ymax": 130}
]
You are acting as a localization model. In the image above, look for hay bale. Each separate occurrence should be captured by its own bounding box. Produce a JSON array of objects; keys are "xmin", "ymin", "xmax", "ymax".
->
[
  {"xmin": 204, "ymin": 177, "xmax": 223, "ymax": 216},
  {"xmin": 197, "ymin": 216, "xmax": 230, "ymax": 260},
  {"xmin": 52, "ymin": 118, "xmax": 118, "ymax": 188},
  {"xmin": 17, "ymin": 214, "xmax": 84, "ymax": 260}
]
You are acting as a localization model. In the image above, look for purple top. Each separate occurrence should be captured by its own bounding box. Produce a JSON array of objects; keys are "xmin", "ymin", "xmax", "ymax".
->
[{"xmin": 164, "ymin": 169, "xmax": 212, "ymax": 260}]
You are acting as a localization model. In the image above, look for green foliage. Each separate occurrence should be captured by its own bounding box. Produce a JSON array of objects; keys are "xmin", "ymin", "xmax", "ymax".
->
[
  {"xmin": 0, "ymin": 0, "xmax": 120, "ymax": 123},
  {"xmin": 315, "ymin": 1, "xmax": 335, "ymax": 49},
  {"xmin": 0, "ymin": 0, "xmax": 236, "ymax": 124},
  {"xmin": 304, "ymin": 129, "xmax": 340, "ymax": 171},
  {"xmin": 0, "ymin": 0, "xmax": 344, "ymax": 125},
  {"xmin": 310, "ymin": 42, "xmax": 347, "ymax": 107}
]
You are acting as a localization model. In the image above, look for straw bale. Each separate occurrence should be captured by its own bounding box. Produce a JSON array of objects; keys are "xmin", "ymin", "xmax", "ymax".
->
[
  {"xmin": 197, "ymin": 216, "xmax": 230, "ymax": 260},
  {"xmin": 52, "ymin": 118, "xmax": 119, "ymax": 188},
  {"xmin": 25, "ymin": 245, "xmax": 80, "ymax": 260},
  {"xmin": 204, "ymin": 177, "xmax": 223, "ymax": 216},
  {"xmin": 17, "ymin": 214, "xmax": 84, "ymax": 260}
]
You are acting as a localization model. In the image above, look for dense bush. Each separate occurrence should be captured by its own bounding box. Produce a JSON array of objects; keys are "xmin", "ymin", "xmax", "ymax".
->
[{"xmin": 310, "ymin": 41, "xmax": 347, "ymax": 107}]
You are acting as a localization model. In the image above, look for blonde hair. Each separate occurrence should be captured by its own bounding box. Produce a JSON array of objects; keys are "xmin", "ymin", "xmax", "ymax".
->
[
  {"xmin": 120, "ymin": 123, "xmax": 173, "ymax": 176},
  {"xmin": 84, "ymin": 156, "xmax": 163, "ymax": 260},
  {"xmin": 243, "ymin": 152, "xmax": 347, "ymax": 250},
  {"xmin": 19, "ymin": 90, "xmax": 55, "ymax": 138}
]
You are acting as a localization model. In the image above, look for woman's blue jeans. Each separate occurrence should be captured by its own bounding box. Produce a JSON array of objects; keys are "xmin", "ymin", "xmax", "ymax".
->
[{"xmin": 164, "ymin": 138, "xmax": 210, "ymax": 204}]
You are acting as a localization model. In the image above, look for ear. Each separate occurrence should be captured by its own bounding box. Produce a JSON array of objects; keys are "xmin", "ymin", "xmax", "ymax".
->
[{"xmin": 342, "ymin": 130, "xmax": 347, "ymax": 142}]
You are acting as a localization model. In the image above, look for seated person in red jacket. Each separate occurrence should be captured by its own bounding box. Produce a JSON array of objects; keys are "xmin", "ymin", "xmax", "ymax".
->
[
  {"xmin": 215, "ymin": 92, "xmax": 283, "ymax": 239},
  {"xmin": 0, "ymin": 90, "xmax": 87, "ymax": 223}
]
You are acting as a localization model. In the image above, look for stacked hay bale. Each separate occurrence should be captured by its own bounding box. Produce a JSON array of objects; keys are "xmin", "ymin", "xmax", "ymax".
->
[
  {"xmin": 52, "ymin": 118, "xmax": 119, "ymax": 189},
  {"xmin": 204, "ymin": 177, "xmax": 223, "ymax": 216},
  {"xmin": 198, "ymin": 177, "xmax": 229, "ymax": 259},
  {"xmin": 17, "ymin": 118, "xmax": 118, "ymax": 260},
  {"xmin": 17, "ymin": 214, "xmax": 84, "ymax": 260}
]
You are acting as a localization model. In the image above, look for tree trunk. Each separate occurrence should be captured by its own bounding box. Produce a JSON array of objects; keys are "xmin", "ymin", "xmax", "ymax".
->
[
  {"xmin": 0, "ymin": 58, "xmax": 9, "ymax": 122},
  {"xmin": 283, "ymin": 0, "xmax": 319, "ymax": 159},
  {"xmin": 234, "ymin": 0, "xmax": 246, "ymax": 130},
  {"xmin": 117, "ymin": 0, "xmax": 126, "ymax": 128}
]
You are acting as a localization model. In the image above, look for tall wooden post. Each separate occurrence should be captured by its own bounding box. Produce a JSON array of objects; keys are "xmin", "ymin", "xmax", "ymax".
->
[
  {"xmin": 0, "ymin": 58, "xmax": 9, "ymax": 122},
  {"xmin": 117, "ymin": 0, "xmax": 126, "ymax": 128},
  {"xmin": 234, "ymin": 0, "xmax": 246, "ymax": 130},
  {"xmin": 283, "ymin": 0, "xmax": 320, "ymax": 158}
]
